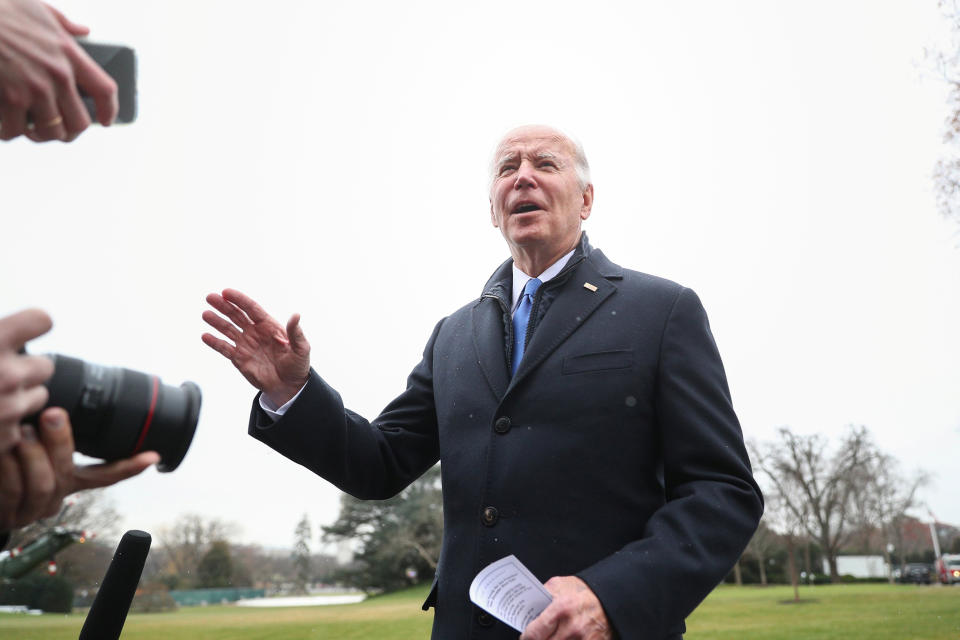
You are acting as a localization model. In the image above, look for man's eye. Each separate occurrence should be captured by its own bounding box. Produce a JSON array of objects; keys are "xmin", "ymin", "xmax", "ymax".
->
[
  {"xmin": 499, "ymin": 166, "xmax": 517, "ymax": 175},
  {"xmin": 539, "ymin": 161, "xmax": 557, "ymax": 169}
]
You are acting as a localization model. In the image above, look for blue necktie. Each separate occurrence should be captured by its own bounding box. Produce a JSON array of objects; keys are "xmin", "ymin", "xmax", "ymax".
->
[{"xmin": 512, "ymin": 278, "xmax": 542, "ymax": 375}]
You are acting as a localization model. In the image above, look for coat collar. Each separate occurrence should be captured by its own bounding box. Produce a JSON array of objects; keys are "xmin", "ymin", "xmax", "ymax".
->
[
  {"xmin": 478, "ymin": 232, "xmax": 621, "ymax": 300},
  {"xmin": 472, "ymin": 232, "xmax": 622, "ymax": 399}
]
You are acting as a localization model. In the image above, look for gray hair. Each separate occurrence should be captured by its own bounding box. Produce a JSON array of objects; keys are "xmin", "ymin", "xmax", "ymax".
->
[{"xmin": 488, "ymin": 126, "xmax": 591, "ymax": 193}]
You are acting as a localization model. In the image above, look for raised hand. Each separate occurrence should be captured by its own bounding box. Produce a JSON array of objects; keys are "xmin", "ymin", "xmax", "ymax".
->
[{"xmin": 201, "ymin": 288, "xmax": 310, "ymax": 406}]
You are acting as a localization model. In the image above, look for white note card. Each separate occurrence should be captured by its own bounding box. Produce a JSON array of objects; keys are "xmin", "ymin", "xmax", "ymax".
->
[{"xmin": 469, "ymin": 555, "xmax": 553, "ymax": 632}]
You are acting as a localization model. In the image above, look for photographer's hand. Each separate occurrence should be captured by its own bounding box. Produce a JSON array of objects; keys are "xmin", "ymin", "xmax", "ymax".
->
[
  {"xmin": 0, "ymin": 407, "xmax": 158, "ymax": 530},
  {"xmin": 202, "ymin": 288, "xmax": 311, "ymax": 407},
  {"xmin": 0, "ymin": 309, "xmax": 54, "ymax": 454},
  {"xmin": 0, "ymin": 0, "xmax": 118, "ymax": 142}
]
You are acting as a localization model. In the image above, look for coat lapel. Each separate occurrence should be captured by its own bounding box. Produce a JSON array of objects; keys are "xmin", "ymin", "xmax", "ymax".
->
[
  {"xmin": 509, "ymin": 257, "xmax": 617, "ymax": 388},
  {"xmin": 472, "ymin": 296, "xmax": 510, "ymax": 400},
  {"xmin": 472, "ymin": 260, "xmax": 512, "ymax": 400}
]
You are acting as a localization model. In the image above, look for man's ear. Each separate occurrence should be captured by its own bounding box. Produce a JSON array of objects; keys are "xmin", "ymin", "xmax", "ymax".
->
[
  {"xmin": 490, "ymin": 202, "xmax": 500, "ymax": 228},
  {"xmin": 580, "ymin": 184, "xmax": 594, "ymax": 221}
]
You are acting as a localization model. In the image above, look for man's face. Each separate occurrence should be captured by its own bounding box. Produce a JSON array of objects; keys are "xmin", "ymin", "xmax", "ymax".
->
[{"xmin": 489, "ymin": 126, "xmax": 593, "ymax": 260}]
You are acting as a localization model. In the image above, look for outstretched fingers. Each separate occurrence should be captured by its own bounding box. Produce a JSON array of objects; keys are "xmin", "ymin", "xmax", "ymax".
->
[
  {"xmin": 221, "ymin": 288, "xmax": 272, "ymax": 324},
  {"xmin": 205, "ymin": 292, "xmax": 252, "ymax": 330},
  {"xmin": 201, "ymin": 309, "xmax": 241, "ymax": 343},
  {"xmin": 200, "ymin": 332, "xmax": 236, "ymax": 360}
]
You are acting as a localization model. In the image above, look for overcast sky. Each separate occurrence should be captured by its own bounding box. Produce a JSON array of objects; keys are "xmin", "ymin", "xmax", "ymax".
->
[{"xmin": 2, "ymin": 0, "xmax": 959, "ymax": 550}]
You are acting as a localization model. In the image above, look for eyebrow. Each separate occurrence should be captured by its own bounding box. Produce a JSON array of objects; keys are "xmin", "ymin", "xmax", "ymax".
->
[{"xmin": 494, "ymin": 149, "xmax": 563, "ymax": 170}]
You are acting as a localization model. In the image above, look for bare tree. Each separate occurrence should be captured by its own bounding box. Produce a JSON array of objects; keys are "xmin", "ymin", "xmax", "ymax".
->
[
  {"xmin": 931, "ymin": 0, "xmax": 960, "ymax": 225},
  {"xmin": 731, "ymin": 558, "xmax": 743, "ymax": 586},
  {"xmin": 751, "ymin": 425, "xmax": 876, "ymax": 584},
  {"xmin": 5, "ymin": 490, "xmax": 123, "ymax": 590},
  {"xmin": 745, "ymin": 519, "xmax": 777, "ymax": 586},
  {"xmin": 7, "ymin": 489, "xmax": 119, "ymax": 549},
  {"xmin": 854, "ymin": 454, "xmax": 929, "ymax": 583},
  {"xmin": 758, "ymin": 460, "xmax": 810, "ymax": 601},
  {"xmin": 154, "ymin": 513, "xmax": 237, "ymax": 589},
  {"xmin": 225, "ymin": 544, "xmax": 338, "ymax": 592}
]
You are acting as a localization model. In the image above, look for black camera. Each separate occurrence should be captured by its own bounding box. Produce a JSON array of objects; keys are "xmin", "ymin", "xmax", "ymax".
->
[{"xmin": 29, "ymin": 355, "xmax": 200, "ymax": 472}]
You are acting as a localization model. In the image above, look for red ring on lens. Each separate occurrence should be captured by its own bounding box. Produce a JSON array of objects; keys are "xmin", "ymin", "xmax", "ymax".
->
[{"xmin": 132, "ymin": 376, "xmax": 159, "ymax": 454}]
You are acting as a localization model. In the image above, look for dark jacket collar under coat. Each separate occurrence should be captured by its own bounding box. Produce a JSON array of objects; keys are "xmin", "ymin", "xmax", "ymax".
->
[{"xmin": 479, "ymin": 232, "xmax": 622, "ymax": 304}]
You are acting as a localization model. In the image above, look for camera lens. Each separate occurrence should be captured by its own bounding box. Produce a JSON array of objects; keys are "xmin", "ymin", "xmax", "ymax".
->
[{"xmin": 42, "ymin": 354, "xmax": 200, "ymax": 472}]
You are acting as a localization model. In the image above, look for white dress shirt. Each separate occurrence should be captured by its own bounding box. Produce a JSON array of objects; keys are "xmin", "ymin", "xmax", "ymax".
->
[{"xmin": 510, "ymin": 248, "xmax": 575, "ymax": 312}]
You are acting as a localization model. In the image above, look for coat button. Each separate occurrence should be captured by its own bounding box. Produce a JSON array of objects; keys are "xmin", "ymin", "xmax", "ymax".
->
[
  {"xmin": 477, "ymin": 611, "xmax": 494, "ymax": 627},
  {"xmin": 481, "ymin": 506, "xmax": 499, "ymax": 526},
  {"xmin": 494, "ymin": 416, "xmax": 511, "ymax": 434}
]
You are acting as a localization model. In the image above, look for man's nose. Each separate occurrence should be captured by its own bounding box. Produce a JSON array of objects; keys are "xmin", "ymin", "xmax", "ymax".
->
[{"xmin": 513, "ymin": 161, "xmax": 537, "ymax": 189}]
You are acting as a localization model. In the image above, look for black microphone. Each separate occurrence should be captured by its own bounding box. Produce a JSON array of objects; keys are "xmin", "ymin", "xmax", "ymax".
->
[{"xmin": 79, "ymin": 529, "xmax": 151, "ymax": 640}]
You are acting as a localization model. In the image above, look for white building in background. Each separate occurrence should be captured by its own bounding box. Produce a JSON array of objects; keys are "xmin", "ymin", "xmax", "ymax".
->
[{"xmin": 825, "ymin": 555, "xmax": 888, "ymax": 579}]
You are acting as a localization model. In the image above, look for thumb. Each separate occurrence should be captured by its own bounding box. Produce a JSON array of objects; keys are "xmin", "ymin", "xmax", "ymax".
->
[
  {"xmin": 74, "ymin": 451, "xmax": 160, "ymax": 492},
  {"xmin": 286, "ymin": 313, "xmax": 310, "ymax": 353}
]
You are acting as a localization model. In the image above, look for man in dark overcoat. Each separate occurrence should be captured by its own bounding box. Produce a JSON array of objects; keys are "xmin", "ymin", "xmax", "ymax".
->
[{"xmin": 202, "ymin": 124, "xmax": 763, "ymax": 640}]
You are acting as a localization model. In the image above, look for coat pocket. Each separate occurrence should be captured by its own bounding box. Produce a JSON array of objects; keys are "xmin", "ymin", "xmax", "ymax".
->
[{"xmin": 562, "ymin": 349, "xmax": 633, "ymax": 374}]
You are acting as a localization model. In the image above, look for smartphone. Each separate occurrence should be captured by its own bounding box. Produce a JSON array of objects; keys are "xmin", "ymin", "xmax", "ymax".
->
[{"xmin": 77, "ymin": 40, "xmax": 137, "ymax": 124}]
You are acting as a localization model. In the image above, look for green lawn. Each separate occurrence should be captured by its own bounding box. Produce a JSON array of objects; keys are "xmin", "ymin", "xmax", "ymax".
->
[
  {"xmin": 0, "ymin": 583, "xmax": 957, "ymax": 639},
  {"xmin": 0, "ymin": 586, "xmax": 434, "ymax": 640},
  {"xmin": 685, "ymin": 584, "xmax": 960, "ymax": 639}
]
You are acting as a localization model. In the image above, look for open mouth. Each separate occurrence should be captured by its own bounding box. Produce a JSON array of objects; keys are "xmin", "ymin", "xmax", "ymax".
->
[{"xmin": 511, "ymin": 202, "xmax": 543, "ymax": 214}]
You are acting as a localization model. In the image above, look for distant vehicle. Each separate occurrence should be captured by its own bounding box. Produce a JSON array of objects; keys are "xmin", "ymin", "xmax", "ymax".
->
[
  {"xmin": 934, "ymin": 554, "xmax": 960, "ymax": 585},
  {"xmin": 898, "ymin": 563, "xmax": 932, "ymax": 585}
]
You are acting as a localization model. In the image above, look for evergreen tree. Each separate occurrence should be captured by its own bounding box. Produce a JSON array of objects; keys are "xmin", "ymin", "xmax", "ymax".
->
[
  {"xmin": 323, "ymin": 465, "xmax": 442, "ymax": 593},
  {"xmin": 197, "ymin": 540, "xmax": 234, "ymax": 588},
  {"xmin": 292, "ymin": 514, "xmax": 312, "ymax": 594}
]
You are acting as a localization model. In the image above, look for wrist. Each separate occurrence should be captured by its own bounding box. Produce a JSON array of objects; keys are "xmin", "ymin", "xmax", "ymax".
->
[
  {"xmin": 264, "ymin": 389, "xmax": 295, "ymax": 408},
  {"xmin": 264, "ymin": 375, "xmax": 308, "ymax": 408}
]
